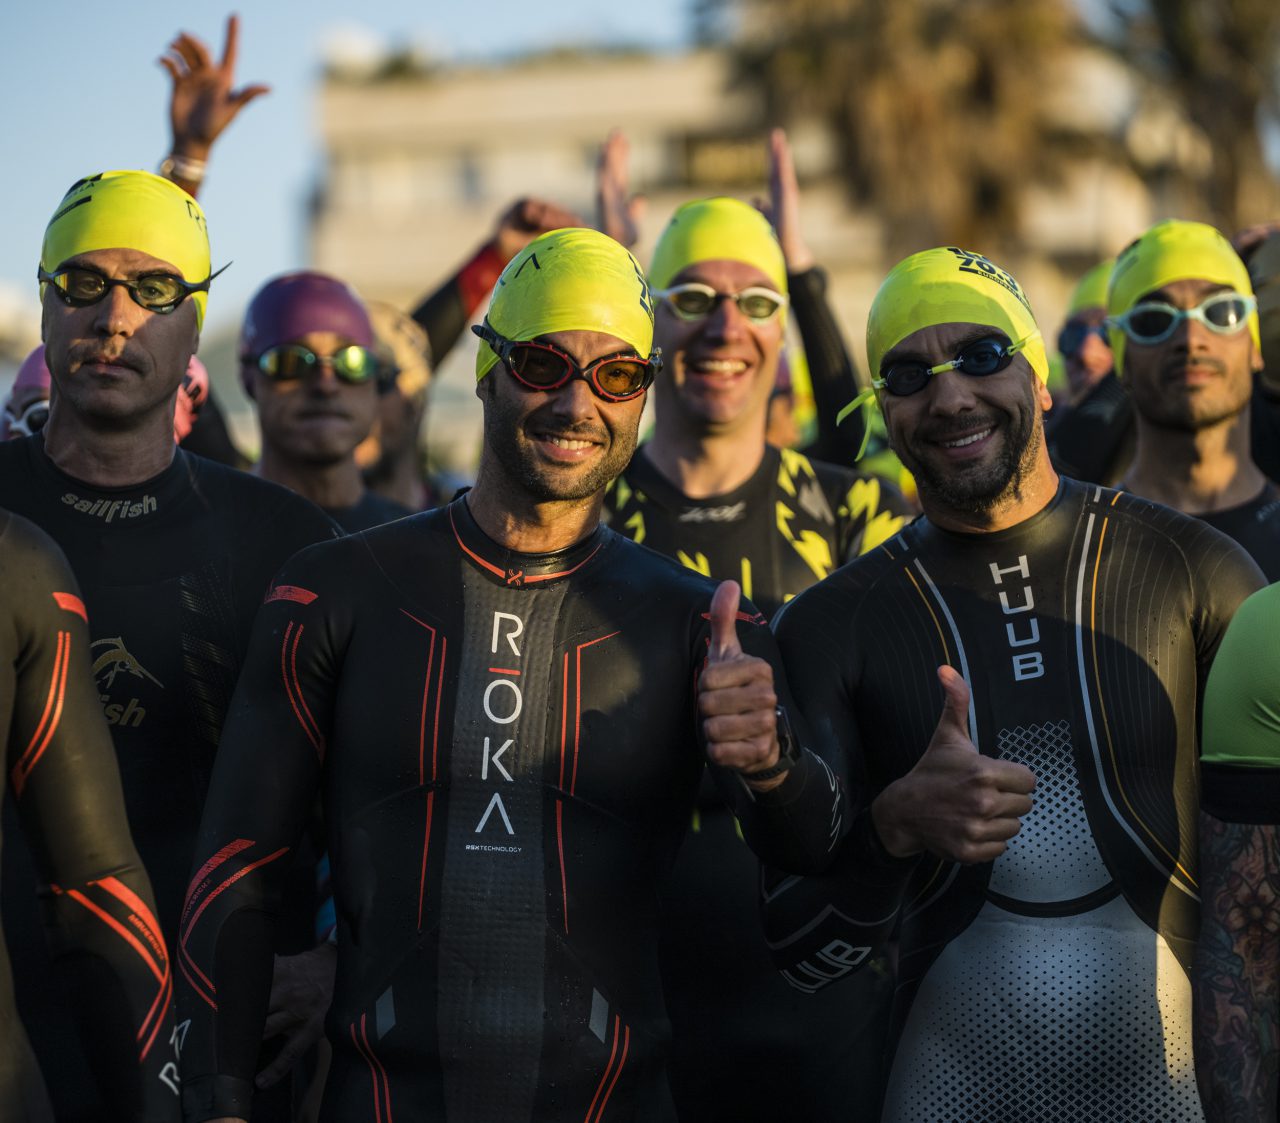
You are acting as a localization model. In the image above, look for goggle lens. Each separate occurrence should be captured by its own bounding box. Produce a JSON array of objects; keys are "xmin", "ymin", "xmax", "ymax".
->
[
  {"xmin": 879, "ymin": 337, "xmax": 1021, "ymax": 396},
  {"xmin": 507, "ymin": 344, "xmax": 650, "ymax": 400},
  {"xmin": 256, "ymin": 344, "xmax": 377, "ymax": 384},
  {"xmin": 661, "ymin": 283, "xmax": 786, "ymax": 324},
  {"xmin": 1115, "ymin": 293, "xmax": 1255, "ymax": 344}
]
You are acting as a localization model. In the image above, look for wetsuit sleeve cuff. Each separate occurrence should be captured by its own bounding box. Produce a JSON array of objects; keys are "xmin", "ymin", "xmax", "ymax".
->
[
  {"xmin": 1202, "ymin": 762, "xmax": 1280, "ymax": 824},
  {"xmin": 832, "ymin": 805, "xmax": 921, "ymax": 887},
  {"xmin": 182, "ymin": 1074, "xmax": 255, "ymax": 1122}
]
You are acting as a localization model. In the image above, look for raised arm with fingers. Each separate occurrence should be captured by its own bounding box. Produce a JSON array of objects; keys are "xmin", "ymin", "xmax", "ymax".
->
[
  {"xmin": 157, "ymin": 14, "xmax": 270, "ymax": 198},
  {"xmin": 595, "ymin": 128, "xmax": 646, "ymax": 250}
]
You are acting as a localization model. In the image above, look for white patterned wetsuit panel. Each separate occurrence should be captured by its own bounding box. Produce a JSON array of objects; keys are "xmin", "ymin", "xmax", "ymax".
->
[
  {"xmin": 989, "ymin": 719, "xmax": 1111, "ymax": 901},
  {"xmin": 881, "ymin": 722, "xmax": 1204, "ymax": 1123}
]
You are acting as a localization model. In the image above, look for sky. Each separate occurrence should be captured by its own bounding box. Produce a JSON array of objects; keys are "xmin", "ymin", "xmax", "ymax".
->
[{"xmin": 0, "ymin": 2, "xmax": 693, "ymax": 336}]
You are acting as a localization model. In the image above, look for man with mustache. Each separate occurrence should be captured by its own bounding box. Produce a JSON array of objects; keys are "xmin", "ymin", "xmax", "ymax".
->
[
  {"xmin": 240, "ymin": 272, "xmax": 414, "ymax": 532},
  {"xmin": 764, "ymin": 246, "xmax": 1264, "ymax": 1120},
  {"xmin": 177, "ymin": 228, "xmax": 845, "ymax": 1123},
  {"xmin": 0, "ymin": 170, "xmax": 336, "ymax": 1122},
  {"xmin": 1111, "ymin": 220, "xmax": 1280, "ymax": 579}
]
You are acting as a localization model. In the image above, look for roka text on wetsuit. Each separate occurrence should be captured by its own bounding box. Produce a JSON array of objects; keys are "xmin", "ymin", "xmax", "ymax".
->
[
  {"xmin": 178, "ymin": 497, "xmax": 845, "ymax": 1122},
  {"xmin": 766, "ymin": 478, "xmax": 1264, "ymax": 1122}
]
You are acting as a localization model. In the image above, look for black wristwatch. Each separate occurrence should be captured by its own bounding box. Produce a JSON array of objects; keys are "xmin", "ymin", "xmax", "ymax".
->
[{"xmin": 745, "ymin": 706, "xmax": 802, "ymax": 781}]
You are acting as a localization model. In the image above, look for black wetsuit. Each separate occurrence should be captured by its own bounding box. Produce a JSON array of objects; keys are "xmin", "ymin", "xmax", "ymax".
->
[
  {"xmin": 1197, "ymin": 482, "xmax": 1280, "ymax": 581},
  {"xmin": 0, "ymin": 437, "xmax": 336, "ymax": 1122},
  {"xmin": 0, "ymin": 511, "xmax": 177, "ymax": 1122},
  {"xmin": 325, "ymin": 491, "xmax": 415, "ymax": 535},
  {"xmin": 603, "ymin": 445, "xmax": 907, "ymax": 1121},
  {"xmin": 766, "ymin": 478, "xmax": 1264, "ymax": 1122},
  {"xmin": 178, "ymin": 497, "xmax": 844, "ymax": 1123}
]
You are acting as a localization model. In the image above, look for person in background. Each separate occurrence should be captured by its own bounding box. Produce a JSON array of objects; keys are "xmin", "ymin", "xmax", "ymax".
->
[
  {"xmin": 1, "ymin": 346, "xmax": 52, "ymax": 441},
  {"xmin": 1110, "ymin": 220, "xmax": 1280, "ymax": 579}
]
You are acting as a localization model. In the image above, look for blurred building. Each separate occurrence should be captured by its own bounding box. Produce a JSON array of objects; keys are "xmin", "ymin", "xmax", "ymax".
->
[{"xmin": 309, "ymin": 42, "xmax": 1204, "ymax": 470}]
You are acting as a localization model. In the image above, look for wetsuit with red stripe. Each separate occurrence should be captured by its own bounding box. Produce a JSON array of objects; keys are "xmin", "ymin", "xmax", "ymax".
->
[
  {"xmin": 765, "ymin": 479, "xmax": 1263, "ymax": 1122},
  {"xmin": 0, "ymin": 510, "xmax": 177, "ymax": 1122},
  {"xmin": 0, "ymin": 436, "xmax": 337, "ymax": 1122},
  {"xmin": 178, "ymin": 495, "xmax": 845, "ymax": 1123}
]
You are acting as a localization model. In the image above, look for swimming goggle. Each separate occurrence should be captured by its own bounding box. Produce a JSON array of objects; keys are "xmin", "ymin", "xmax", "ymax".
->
[
  {"xmin": 1107, "ymin": 292, "xmax": 1256, "ymax": 346},
  {"xmin": 252, "ymin": 343, "xmax": 379, "ymax": 385},
  {"xmin": 39, "ymin": 264, "xmax": 227, "ymax": 315},
  {"xmin": 875, "ymin": 335, "xmax": 1032, "ymax": 397},
  {"xmin": 654, "ymin": 282, "xmax": 788, "ymax": 324},
  {"xmin": 472, "ymin": 322, "xmax": 659, "ymax": 402},
  {"xmin": 1057, "ymin": 321, "xmax": 1110, "ymax": 358},
  {"xmin": 6, "ymin": 399, "xmax": 50, "ymax": 438}
]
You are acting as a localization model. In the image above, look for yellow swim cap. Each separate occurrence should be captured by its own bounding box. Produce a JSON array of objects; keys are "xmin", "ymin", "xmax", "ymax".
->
[
  {"xmin": 1067, "ymin": 259, "xmax": 1113, "ymax": 316},
  {"xmin": 476, "ymin": 227, "xmax": 654, "ymax": 380},
  {"xmin": 648, "ymin": 197, "xmax": 787, "ymax": 295},
  {"xmin": 865, "ymin": 247, "xmax": 1048, "ymax": 385},
  {"xmin": 40, "ymin": 170, "xmax": 214, "ymax": 330},
  {"xmin": 1107, "ymin": 219, "xmax": 1260, "ymax": 376}
]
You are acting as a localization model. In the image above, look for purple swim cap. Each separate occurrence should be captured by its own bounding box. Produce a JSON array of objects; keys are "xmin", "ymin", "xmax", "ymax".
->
[
  {"xmin": 13, "ymin": 346, "xmax": 52, "ymax": 394},
  {"xmin": 239, "ymin": 271, "xmax": 375, "ymax": 361}
]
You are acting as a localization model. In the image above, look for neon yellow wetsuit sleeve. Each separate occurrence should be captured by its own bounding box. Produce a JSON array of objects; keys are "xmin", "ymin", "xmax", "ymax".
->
[{"xmin": 1202, "ymin": 583, "xmax": 1280, "ymax": 768}]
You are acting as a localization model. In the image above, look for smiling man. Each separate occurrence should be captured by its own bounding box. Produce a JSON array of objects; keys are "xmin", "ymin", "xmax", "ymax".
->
[
  {"xmin": 602, "ymin": 197, "xmax": 906, "ymax": 1121},
  {"xmin": 762, "ymin": 246, "xmax": 1264, "ymax": 1121},
  {"xmin": 177, "ymin": 228, "xmax": 845, "ymax": 1123},
  {"xmin": 0, "ymin": 170, "xmax": 336, "ymax": 1123},
  {"xmin": 1109, "ymin": 220, "xmax": 1280, "ymax": 579}
]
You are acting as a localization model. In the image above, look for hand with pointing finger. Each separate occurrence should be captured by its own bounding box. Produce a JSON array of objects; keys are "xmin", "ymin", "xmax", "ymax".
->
[
  {"xmin": 698, "ymin": 581, "xmax": 788, "ymax": 790},
  {"xmin": 872, "ymin": 665, "xmax": 1035, "ymax": 864}
]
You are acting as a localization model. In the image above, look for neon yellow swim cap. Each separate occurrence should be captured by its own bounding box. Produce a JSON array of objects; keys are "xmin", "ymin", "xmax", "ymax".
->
[
  {"xmin": 648, "ymin": 197, "xmax": 787, "ymax": 295},
  {"xmin": 1067, "ymin": 259, "xmax": 1113, "ymax": 316},
  {"xmin": 1107, "ymin": 219, "xmax": 1260, "ymax": 376},
  {"xmin": 476, "ymin": 227, "xmax": 654, "ymax": 380},
  {"xmin": 865, "ymin": 247, "xmax": 1048, "ymax": 384},
  {"xmin": 40, "ymin": 171, "xmax": 214, "ymax": 330}
]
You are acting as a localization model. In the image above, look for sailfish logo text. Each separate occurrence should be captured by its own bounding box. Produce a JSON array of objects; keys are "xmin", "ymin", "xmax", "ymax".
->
[{"xmin": 91, "ymin": 636, "xmax": 164, "ymax": 727}]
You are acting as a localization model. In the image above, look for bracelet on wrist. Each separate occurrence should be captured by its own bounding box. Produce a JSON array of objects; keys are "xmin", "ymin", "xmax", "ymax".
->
[{"xmin": 159, "ymin": 153, "xmax": 207, "ymax": 185}]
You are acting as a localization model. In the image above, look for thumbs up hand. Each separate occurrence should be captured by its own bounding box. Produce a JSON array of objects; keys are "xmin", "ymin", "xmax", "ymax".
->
[
  {"xmin": 698, "ymin": 581, "xmax": 787, "ymax": 788},
  {"xmin": 871, "ymin": 665, "xmax": 1036, "ymax": 863}
]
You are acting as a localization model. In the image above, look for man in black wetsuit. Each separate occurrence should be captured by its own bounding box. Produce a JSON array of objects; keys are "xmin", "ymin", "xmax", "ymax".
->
[
  {"xmin": 600, "ymin": 140, "xmax": 907, "ymax": 1122},
  {"xmin": 1, "ymin": 513, "xmax": 178, "ymax": 1122},
  {"xmin": 178, "ymin": 227, "xmax": 845, "ymax": 1123},
  {"xmin": 240, "ymin": 271, "xmax": 415, "ymax": 533},
  {"xmin": 765, "ymin": 245, "xmax": 1265, "ymax": 1122},
  {"xmin": 0, "ymin": 169, "xmax": 337, "ymax": 1122},
  {"xmin": 1109, "ymin": 220, "xmax": 1280, "ymax": 579}
]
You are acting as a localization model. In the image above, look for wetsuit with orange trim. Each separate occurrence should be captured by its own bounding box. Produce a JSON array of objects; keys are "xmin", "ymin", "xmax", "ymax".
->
[
  {"xmin": 0, "ymin": 436, "xmax": 337, "ymax": 1123},
  {"xmin": 765, "ymin": 478, "xmax": 1264, "ymax": 1122},
  {"xmin": 178, "ymin": 495, "xmax": 845, "ymax": 1123},
  {"xmin": 604, "ymin": 444, "xmax": 907, "ymax": 1121},
  {"xmin": 0, "ymin": 510, "xmax": 177, "ymax": 1122}
]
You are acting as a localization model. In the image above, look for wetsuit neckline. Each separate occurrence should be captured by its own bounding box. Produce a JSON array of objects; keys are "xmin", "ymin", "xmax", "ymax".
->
[
  {"xmin": 626, "ymin": 443, "xmax": 778, "ymax": 512},
  {"xmin": 917, "ymin": 476, "xmax": 1072, "ymax": 545},
  {"xmin": 449, "ymin": 493, "xmax": 609, "ymax": 587},
  {"xmin": 29, "ymin": 435, "xmax": 193, "ymax": 525}
]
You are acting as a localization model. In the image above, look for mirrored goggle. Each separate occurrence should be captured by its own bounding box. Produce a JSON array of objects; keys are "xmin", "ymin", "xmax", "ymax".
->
[
  {"xmin": 655, "ymin": 282, "xmax": 788, "ymax": 324},
  {"xmin": 38, "ymin": 264, "xmax": 223, "ymax": 314},
  {"xmin": 875, "ymin": 335, "xmax": 1030, "ymax": 397},
  {"xmin": 253, "ymin": 343, "xmax": 378, "ymax": 384},
  {"xmin": 1108, "ymin": 292, "xmax": 1256, "ymax": 345},
  {"xmin": 1057, "ymin": 321, "xmax": 1110, "ymax": 358}
]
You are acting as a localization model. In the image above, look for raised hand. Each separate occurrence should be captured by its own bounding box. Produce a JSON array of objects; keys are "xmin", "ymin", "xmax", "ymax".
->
[
  {"xmin": 491, "ymin": 198, "xmax": 584, "ymax": 265},
  {"xmin": 595, "ymin": 128, "xmax": 646, "ymax": 249},
  {"xmin": 698, "ymin": 581, "xmax": 785, "ymax": 786},
  {"xmin": 159, "ymin": 14, "xmax": 269, "ymax": 177},
  {"xmin": 872, "ymin": 665, "xmax": 1035, "ymax": 863},
  {"xmin": 754, "ymin": 128, "xmax": 815, "ymax": 273}
]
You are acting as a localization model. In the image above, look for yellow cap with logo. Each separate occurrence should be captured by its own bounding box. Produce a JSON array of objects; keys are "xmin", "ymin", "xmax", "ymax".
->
[
  {"xmin": 648, "ymin": 197, "xmax": 788, "ymax": 295},
  {"xmin": 866, "ymin": 247, "xmax": 1048, "ymax": 385},
  {"xmin": 476, "ymin": 227, "xmax": 654, "ymax": 380},
  {"xmin": 1107, "ymin": 219, "xmax": 1259, "ymax": 376},
  {"xmin": 40, "ymin": 170, "xmax": 214, "ymax": 329},
  {"xmin": 1067, "ymin": 259, "xmax": 1113, "ymax": 316}
]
